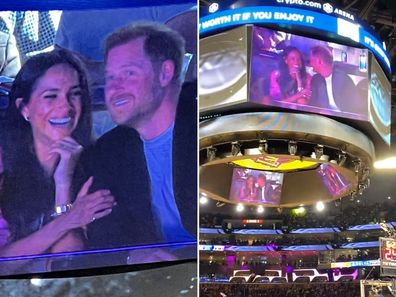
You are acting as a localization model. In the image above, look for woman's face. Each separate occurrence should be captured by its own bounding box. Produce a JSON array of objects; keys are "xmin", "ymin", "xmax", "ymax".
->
[
  {"xmin": 19, "ymin": 63, "xmax": 82, "ymax": 145},
  {"xmin": 284, "ymin": 50, "xmax": 302, "ymax": 70},
  {"xmin": 247, "ymin": 176, "xmax": 254, "ymax": 187}
]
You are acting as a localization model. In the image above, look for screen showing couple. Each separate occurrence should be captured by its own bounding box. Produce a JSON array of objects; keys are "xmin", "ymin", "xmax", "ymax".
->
[
  {"xmin": 316, "ymin": 163, "xmax": 351, "ymax": 197},
  {"xmin": 249, "ymin": 26, "xmax": 370, "ymax": 121},
  {"xmin": 229, "ymin": 167, "xmax": 284, "ymax": 205}
]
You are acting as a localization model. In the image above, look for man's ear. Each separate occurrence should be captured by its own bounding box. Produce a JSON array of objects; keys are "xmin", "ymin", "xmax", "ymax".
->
[
  {"xmin": 15, "ymin": 98, "xmax": 29, "ymax": 121},
  {"xmin": 159, "ymin": 60, "xmax": 175, "ymax": 87}
]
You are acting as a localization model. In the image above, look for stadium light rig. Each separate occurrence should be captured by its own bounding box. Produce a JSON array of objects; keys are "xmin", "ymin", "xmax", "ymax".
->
[
  {"xmin": 200, "ymin": 116, "xmax": 373, "ymax": 208},
  {"xmin": 316, "ymin": 201, "xmax": 325, "ymax": 212},
  {"xmin": 236, "ymin": 203, "xmax": 244, "ymax": 212},
  {"xmin": 374, "ymin": 157, "xmax": 396, "ymax": 169},
  {"xmin": 200, "ymin": 194, "xmax": 208, "ymax": 204}
]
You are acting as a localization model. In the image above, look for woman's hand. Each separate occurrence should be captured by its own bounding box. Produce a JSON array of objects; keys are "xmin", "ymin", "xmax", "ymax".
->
[
  {"xmin": 61, "ymin": 177, "xmax": 115, "ymax": 230},
  {"xmin": 289, "ymin": 65, "xmax": 300, "ymax": 79},
  {"xmin": 296, "ymin": 88, "xmax": 311, "ymax": 104},
  {"xmin": 49, "ymin": 137, "xmax": 83, "ymax": 188},
  {"xmin": 269, "ymin": 70, "xmax": 282, "ymax": 100},
  {"xmin": 298, "ymin": 88, "xmax": 311, "ymax": 98},
  {"xmin": 283, "ymin": 88, "xmax": 311, "ymax": 104}
]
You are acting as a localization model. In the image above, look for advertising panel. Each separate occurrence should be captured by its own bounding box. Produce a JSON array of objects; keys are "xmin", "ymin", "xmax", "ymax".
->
[{"xmin": 199, "ymin": 26, "xmax": 249, "ymax": 112}]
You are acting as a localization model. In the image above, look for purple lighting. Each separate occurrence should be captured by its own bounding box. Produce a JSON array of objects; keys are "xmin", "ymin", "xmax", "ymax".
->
[
  {"xmin": 267, "ymin": 242, "xmax": 278, "ymax": 251},
  {"xmin": 227, "ymin": 255, "xmax": 236, "ymax": 266},
  {"xmin": 286, "ymin": 264, "xmax": 293, "ymax": 273}
]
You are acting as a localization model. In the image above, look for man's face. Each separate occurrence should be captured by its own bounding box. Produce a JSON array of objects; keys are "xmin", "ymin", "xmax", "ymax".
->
[
  {"xmin": 257, "ymin": 177, "xmax": 266, "ymax": 187},
  {"xmin": 105, "ymin": 37, "xmax": 163, "ymax": 127},
  {"xmin": 310, "ymin": 54, "xmax": 321, "ymax": 74}
]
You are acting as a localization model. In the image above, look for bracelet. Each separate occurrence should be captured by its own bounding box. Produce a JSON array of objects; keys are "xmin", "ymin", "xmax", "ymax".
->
[{"xmin": 51, "ymin": 203, "xmax": 73, "ymax": 218}]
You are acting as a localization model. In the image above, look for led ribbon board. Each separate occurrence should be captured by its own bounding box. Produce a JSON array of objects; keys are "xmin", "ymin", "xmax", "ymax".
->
[
  {"xmin": 290, "ymin": 227, "xmax": 341, "ymax": 234},
  {"xmin": 199, "ymin": 245, "xmax": 276, "ymax": 252},
  {"xmin": 331, "ymin": 259, "xmax": 380, "ymax": 268},
  {"xmin": 347, "ymin": 224, "xmax": 382, "ymax": 231},
  {"xmin": 282, "ymin": 245, "xmax": 333, "ymax": 251},
  {"xmin": 340, "ymin": 241, "xmax": 379, "ymax": 249},
  {"xmin": 0, "ymin": 0, "xmax": 196, "ymax": 10},
  {"xmin": 199, "ymin": 228, "xmax": 226, "ymax": 234},
  {"xmin": 233, "ymin": 229, "xmax": 283, "ymax": 235},
  {"xmin": 199, "ymin": 5, "xmax": 391, "ymax": 75}
]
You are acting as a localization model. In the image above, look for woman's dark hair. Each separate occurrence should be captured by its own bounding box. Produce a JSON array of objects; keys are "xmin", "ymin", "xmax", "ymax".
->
[
  {"xmin": 277, "ymin": 46, "xmax": 308, "ymax": 98},
  {"xmin": 2, "ymin": 49, "xmax": 92, "ymax": 171},
  {"xmin": 242, "ymin": 175, "xmax": 255, "ymax": 197}
]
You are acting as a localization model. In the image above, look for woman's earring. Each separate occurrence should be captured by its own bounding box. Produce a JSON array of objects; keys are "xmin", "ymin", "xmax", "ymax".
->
[{"xmin": 24, "ymin": 115, "xmax": 30, "ymax": 122}]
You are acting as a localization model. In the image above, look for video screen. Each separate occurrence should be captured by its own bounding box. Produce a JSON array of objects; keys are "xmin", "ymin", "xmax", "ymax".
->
[
  {"xmin": 316, "ymin": 164, "xmax": 351, "ymax": 197},
  {"xmin": 199, "ymin": 26, "xmax": 248, "ymax": 111},
  {"xmin": 369, "ymin": 55, "xmax": 391, "ymax": 145},
  {"xmin": 0, "ymin": 4, "xmax": 197, "ymax": 276},
  {"xmin": 249, "ymin": 26, "xmax": 369, "ymax": 121},
  {"xmin": 229, "ymin": 167, "xmax": 283, "ymax": 205}
]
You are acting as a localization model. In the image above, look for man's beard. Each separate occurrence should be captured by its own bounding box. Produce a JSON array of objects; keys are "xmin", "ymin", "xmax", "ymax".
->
[{"xmin": 126, "ymin": 78, "xmax": 165, "ymax": 129}]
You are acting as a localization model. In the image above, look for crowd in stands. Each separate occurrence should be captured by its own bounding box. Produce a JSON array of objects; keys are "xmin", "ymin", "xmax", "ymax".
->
[
  {"xmin": 335, "ymin": 249, "xmax": 378, "ymax": 262},
  {"xmin": 283, "ymin": 202, "xmax": 391, "ymax": 229},
  {"xmin": 201, "ymin": 201, "xmax": 395, "ymax": 230},
  {"xmin": 200, "ymin": 283, "xmax": 360, "ymax": 297}
]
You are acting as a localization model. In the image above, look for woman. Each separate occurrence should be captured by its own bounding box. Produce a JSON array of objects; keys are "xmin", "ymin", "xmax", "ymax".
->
[
  {"xmin": 0, "ymin": 49, "xmax": 114, "ymax": 269},
  {"xmin": 269, "ymin": 46, "xmax": 311, "ymax": 104},
  {"xmin": 239, "ymin": 175, "xmax": 256, "ymax": 201}
]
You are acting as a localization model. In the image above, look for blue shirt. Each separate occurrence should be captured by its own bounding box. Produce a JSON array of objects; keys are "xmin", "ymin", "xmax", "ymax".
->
[{"xmin": 143, "ymin": 123, "xmax": 194, "ymax": 242}]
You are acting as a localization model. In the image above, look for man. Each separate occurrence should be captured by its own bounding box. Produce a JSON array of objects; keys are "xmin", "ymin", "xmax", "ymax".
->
[
  {"xmin": 255, "ymin": 174, "xmax": 271, "ymax": 203},
  {"xmin": 81, "ymin": 22, "xmax": 196, "ymax": 249},
  {"xmin": 54, "ymin": 4, "xmax": 195, "ymax": 110},
  {"xmin": 309, "ymin": 46, "xmax": 363, "ymax": 115}
]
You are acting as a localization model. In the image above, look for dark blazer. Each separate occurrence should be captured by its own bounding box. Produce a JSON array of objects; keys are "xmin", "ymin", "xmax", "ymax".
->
[
  {"xmin": 80, "ymin": 82, "xmax": 197, "ymax": 249},
  {"xmin": 255, "ymin": 182, "xmax": 281, "ymax": 204},
  {"xmin": 255, "ymin": 185, "xmax": 271, "ymax": 203},
  {"xmin": 310, "ymin": 67, "xmax": 365, "ymax": 115}
]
